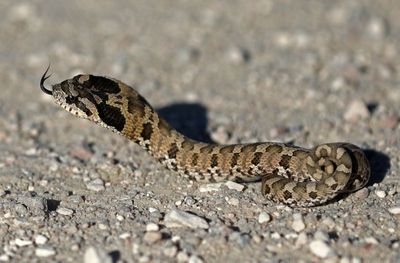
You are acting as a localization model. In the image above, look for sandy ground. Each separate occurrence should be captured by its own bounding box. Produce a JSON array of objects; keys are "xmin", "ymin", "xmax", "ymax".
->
[{"xmin": 0, "ymin": 1, "xmax": 399, "ymax": 262}]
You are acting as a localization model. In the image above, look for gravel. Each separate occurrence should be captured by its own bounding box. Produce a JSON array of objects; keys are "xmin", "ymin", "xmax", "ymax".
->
[{"xmin": 0, "ymin": 0, "xmax": 399, "ymax": 262}]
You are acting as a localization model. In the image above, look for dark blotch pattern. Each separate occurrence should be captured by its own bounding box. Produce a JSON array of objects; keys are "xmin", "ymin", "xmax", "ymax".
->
[
  {"xmin": 167, "ymin": 143, "xmax": 178, "ymax": 159},
  {"xmin": 230, "ymin": 153, "xmax": 240, "ymax": 167},
  {"xmin": 283, "ymin": 190, "xmax": 292, "ymax": 199},
  {"xmin": 96, "ymin": 102, "xmax": 125, "ymax": 131},
  {"xmin": 88, "ymin": 75, "xmax": 120, "ymax": 94},
  {"xmin": 279, "ymin": 154, "xmax": 291, "ymax": 168},
  {"xmin": 191, "ymin": 153, "xmax": 199, "ymax": 166},
  {"xmin": 210, "ymin": 154, "xmax": 218, "ymax": 168},
  {"xmin": 140, "ymin": 122, "xmax": 153, "ymax": 141},
  {"xmin": 308, "ymin": 192, "xmax": 318, "ymax": 199},
  {"xmin": 251, "ymin": 152, "xmax": 263, "ymax": 165}
]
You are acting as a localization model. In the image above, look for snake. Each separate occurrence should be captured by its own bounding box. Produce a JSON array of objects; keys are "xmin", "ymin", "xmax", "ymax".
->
[{"xmin": 40, "ymin": 67, "xmax": 371, "ymax": 207}]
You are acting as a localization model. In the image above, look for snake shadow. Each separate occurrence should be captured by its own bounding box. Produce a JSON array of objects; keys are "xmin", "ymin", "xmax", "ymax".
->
[
  {"xmin": 363, "ymin": 148, "xmax": 391, "ymax": 186},
  {"xmin": 157, "ymin": 102, "xmax": 214, "ymax": 143}
]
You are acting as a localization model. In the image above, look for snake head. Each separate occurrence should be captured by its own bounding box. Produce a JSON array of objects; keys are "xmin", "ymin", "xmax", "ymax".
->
[{"xmin": 42, "ymin": 72, "xmax": 127, "ymax": 133}]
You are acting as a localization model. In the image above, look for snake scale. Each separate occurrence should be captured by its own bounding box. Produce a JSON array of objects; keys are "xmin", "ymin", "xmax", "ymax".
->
[{"xmin": 40, "ymin": 68, "xmax": 370, "ymax": 207}]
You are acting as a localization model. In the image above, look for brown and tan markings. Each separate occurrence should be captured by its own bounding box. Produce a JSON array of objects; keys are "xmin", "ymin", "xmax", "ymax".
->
[{"xmin": 40, "ymin": 69, "xmax": 371, "ymax": 207}]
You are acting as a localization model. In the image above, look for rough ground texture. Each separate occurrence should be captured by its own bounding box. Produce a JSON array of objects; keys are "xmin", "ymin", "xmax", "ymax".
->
[{"xmin": 0, "ymin": 1, "xmax": 399, "ymax": 262}]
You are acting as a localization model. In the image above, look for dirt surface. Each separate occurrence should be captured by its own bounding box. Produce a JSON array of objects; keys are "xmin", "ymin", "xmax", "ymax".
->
[{"xmin": 0, "ymin": 1, "xmax": 399, "ymax": 262}]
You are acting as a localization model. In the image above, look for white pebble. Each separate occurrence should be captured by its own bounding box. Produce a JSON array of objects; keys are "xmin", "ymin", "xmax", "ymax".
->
[
  {"xmin": 309, "ymin": 240, "xmax": 335, "ymax": 258},
  {"xmin": 86, "ymin": 179, "xmax": 105, "ymax": 191},
  {"xmin": 143, "ymin": 231, "xmax": 162, "ymax": 244},
  {"xmin": 258, "ymin": 212, "xmax": 271, "ymax": 224},
  {"xmin": 84, "ymin": 246, "xmax": 112, "ymax": 263},
  {"xmin": 164, "ymin": 209, "xmax": 209, "ymax": 229},
  {"xmin": 189, "ymin": 255, "xmax": 204, "ymax": 263},
  {"xmin": 375, "ymin": 190, "xmax": 386, "ymax": 198},
  {"xmin": 118, "ymin": 232, "xmax": 131, "ymax": 239},
  {"xmin": 148, "ymin": 207, "xmax": 158, "ymax": 213},
  {"xmin": 291, "ymin": 213, "xmax": 306, "ymax": 232},
  {"xmin": 34, "ymin": 235, "xmax": 48, "ymax": 245},
  {"xmin": 35, "ymin": 247, "xmax": 56, "ymax": 257},
  {"xmin": 226, "ymin": 197, "xmax": 239, "ymax": 206},
  {"xmin": 344, "ymin": 100, "xmax": 370, "ymax": 122},
  {"xmin": 0, "ymin": 254, "xmax": 9, "ymax": 261},
  {"xmin": 56, "ymin": 207, "xmax": 74, "ymax": 216},
  {"xmin": 225, "ymin": 181, "xmax": 245, "ymax": 192},
  {"xmin": 295, "ymin": 232, "xmax": 308, "ymax": 247},
  {"xmin": 15, "ymin": 238, "xmax": 32, "ymax": 247},
  {"xmin": 146, "ymin": 223, "xmax": 159, "ymax": 232},
  {"xmin": 199, "ymin": 183, "xmax": 222, "ymax": 192},
  {"xmin": 388, "ymin": 207, "xmax": 400, "ymax": 215}
]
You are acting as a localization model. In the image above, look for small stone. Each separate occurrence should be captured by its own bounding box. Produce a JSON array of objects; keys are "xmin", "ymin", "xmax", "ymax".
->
[
  {"xmin": 164, "ymin": 209, "xmax": 209, "ymax": 229},
  {"xmin": 321, "ymin": 217, "xmax": 336, "ymax": 229},
  {"xmin": 148, "ymin": 207, "xmax": 158, "ymax": 213},
  {"xmin": 56, "ymin": 207, "xmax": 74, "ymax": 216},
  {"xmin": 86, "ymin": 179, "xmax": 105, "ymax": 192},
  {"xmin": 116, "ymin": 214, "xmax": 124, "ymax": 221},
  {"xmin": 354, "ymin": 188, "xmax": 369, "ymax": 199},
  {"xmin": 163, "ymin": 246, "xmax": 178, "ymax": 257},
  {"xmin": 210, "ymin": 125, "xmax": 230, "ymax": 144},
  {"xmin": 0, "ymin": 254, "xmax": 9, "ymax": 262},
  {"xmin": 309, "ymin": 240, "xmax": 335, "ymax": 258},
  {"xmin": 367, "ymin": 17, "xmax": 389, "ymax": 38},
  {"xmin": 189, "ymin": 255, "xmax": 204, "ymax": 263},
  {"xmin": 388, "ymin": 207, "xmax": 400, "ymax": 215},
  {"xmin": 199, "ymin": 183, "xmax": 222, "ymax": 192},
  {"xmin": 146, "ymin": 223, "xmax": 159, "ymax": 232},
  {"xmin": 119, "ymin": 232, "xmax": 131, "ymax": 239},
  {"xmin": 344, "ymin": 100, "xmax": 370, "ymax": 122},
  {"xmin": 225, "ymin": 181, "xmax": 245, "ymax": 192},
  {"xmin": 375, "ymin": 190, "xmax": 386, "ymax": 198},
  {"xmin": 143, "ymin": 231, "xmax": 162, "ymax": 244},
  {"xmin": 84, "ymin": 246, "xmax": 112, "ymax": 263},
  {"xmin": 176, "ymin": 251, "xmax": 190, "ymax": 262},
  {"xmin": 226, "ymin": 197, "xmax": 239, "ymax": 206},
  {"xmin": 227, "ymin": 46, "xmax": 251, "ymax": 64},
  {"xmin": 295, "ymin": 232, "xmax": 308, "ymax": 247},
  {"xmin": 15, "ymin": 238, "xmax": 33, "ymax": 247},
  {"xmin": 258, "ymin": 212, "xmax": 271, "ymax": 224},
  {"xmin": 365, "ymin": 237, "xmax": 379, "ymax": 244},
  {"xmin": 34, "ymin": 235, "xmax": 48, "ymax": 245},
  {"xmin": 35, "ymin": 247, "xmax": 56, "ymax": 257},
  {"xmin": 291, "ymin": 213, "xmax": 306, "ymax": 232},
  {"xmin": 0, "ymin": 189, "xmax": 6, "ymax": 197}
]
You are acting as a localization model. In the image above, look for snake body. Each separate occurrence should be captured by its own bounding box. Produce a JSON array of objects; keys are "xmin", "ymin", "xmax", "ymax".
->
[{"xmin": 40, "ymin": 71, "xmax": 370, "ymax": 206}]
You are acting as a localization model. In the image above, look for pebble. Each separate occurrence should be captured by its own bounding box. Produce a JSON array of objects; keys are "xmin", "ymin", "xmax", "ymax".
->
[
  {"xmin": 210, "ymin": 125, "xmax": 230, "ymax": 144},
  {"xmin": 146, "ymin": 223, "xmax": 159, "ymax": 232},
  {"xmin": 225, "ymin": 181, "xmax": 245, "ymax": 192},
  {"xmin": 164, "ymin": 209, "xmax": 209, "ymax": 229},
  {"xmin": 226, "ymin": 46, "xmax": 251, "ymax": 64},
  {"xmin": 375, "ymin": 190, "xmax": 386, "ymax": 198},
  {"xmin": 176, "ymin": 251, "xmax": 190, "ymax": 262},
  {"xmin": 309, "ymin": 240, "xmax": 335, "ymax": 258},
  {"xmin": 163, "ymin": 246, "xmax": 178, "ymax": 257},
  {"xmin": 199, "ymin": 183, "xmax": 222, "ymax": 192},
  {"xmin": 226, "ymin": 197, "xmax": 239, "ymax": 206},
  {"xmin": 143, "ymin": 231, "xmax": 162, "ymax": 244},
  {"xmin": 189, "ymin": 255, "xmax": 204, "ymax": 263},
  {"xmin": 35, "ymin": 247, "xmax": 56, "ymax": 257},
  {"xmin": 295, "ymin": 232, "xmax": 308, "ymax": 247},
  {"xmin": 344, "ymin": 100, "xmax": 370, "ymax": 122},
  {"xmin": 354, "ymin": 188, "xmax": 369, "ymax": 199},
  {"xmin": 84, "ymin": 246, "xmax": 112, "ymax": 263},
  {"xmin": 34, "ymin": 235, "xmax": 48, "ymax": 245},
  {"xmin": 258, "ymin": 212, "xmax": 271, "ymax": 224},
  {"xmin": 56, "ymin": 207, "xmax": 74, "ymax": 216},
  {"xmin": 15, "ymin": 238, "xmax": 32, "ymax": 247},
  {"xmin": 86, "ymin": 179, "xmax": 105, "ymax": 192},
  {"xmin": 367, "ymin": 17, "xmax": 389, "ymax": 38},
  {"xmin": 321, "ymin": 217, "xmax": 336, "ymax": 229},
  {"xmin": 291, "ymin": 213, "xmax": 306, "ymax": 232},
  {"xmin": 388, "ymin": 207, "xmax": 400, "ymax": 215}
]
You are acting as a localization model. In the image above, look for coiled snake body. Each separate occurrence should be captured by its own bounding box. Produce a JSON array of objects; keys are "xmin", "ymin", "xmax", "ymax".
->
[{"xmin": 40, "ymin": 70, "xmax": 370, "ymax": 207}]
